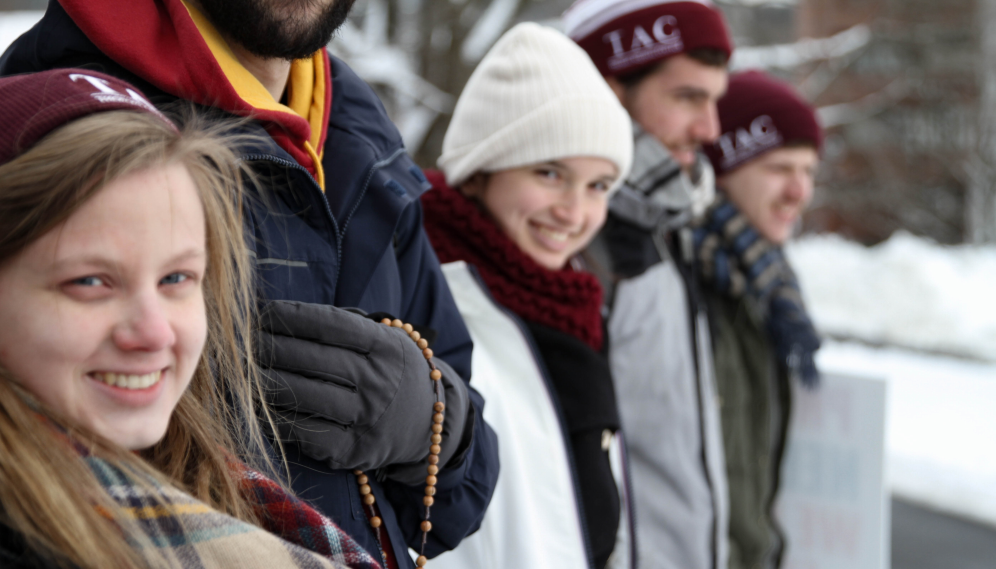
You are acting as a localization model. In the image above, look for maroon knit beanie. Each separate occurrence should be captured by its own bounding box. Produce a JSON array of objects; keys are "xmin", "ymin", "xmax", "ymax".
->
[
  {"xmin": 564, "ymin": 0, "xmax": 733, "ymax": 78},
  {"xmin": 0, "ymin": 69, "xmax": 176, "ymax": 166},
  {"xmin": 703, "ymin": 70, "xmax": 823, "ymax": 176}
]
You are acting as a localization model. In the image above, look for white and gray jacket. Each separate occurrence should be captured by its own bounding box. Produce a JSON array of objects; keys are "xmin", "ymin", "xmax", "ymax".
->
[
  {"xmin": 585, "ymin": 126, "xmax": 729, "ymax": 569},
  {"xmin": 429, "ymin": 261, "xmax": 635, "ymax": 569}
]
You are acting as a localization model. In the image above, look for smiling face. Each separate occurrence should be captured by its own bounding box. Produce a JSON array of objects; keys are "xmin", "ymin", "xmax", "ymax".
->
[
  {"xmin": 719, "ymin": 146, "xmax": 819, "ymax": 244},
  {"xmin": 0, "ymin": 163, "xmax": 208, "ymax": 450},
  {"xmin": 609, "ymin": 54, "xmax": 728, "ymax": 170},
  {"xmin": 462, "ymin": 157, "xmax": 618, "ymax": 271}
]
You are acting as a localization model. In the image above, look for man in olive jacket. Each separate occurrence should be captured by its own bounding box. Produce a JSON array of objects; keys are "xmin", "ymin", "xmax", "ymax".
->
[{"xmin": 697, "ymin": 70, "xmax": 824, "ymax": 569}]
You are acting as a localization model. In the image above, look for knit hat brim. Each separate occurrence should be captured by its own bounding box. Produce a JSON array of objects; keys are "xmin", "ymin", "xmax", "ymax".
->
[
  {"xmin": 439, "ymin": 23, "xmax": 633, "ymax": 193},
  {"xmin": 439, "ymin": 93, "xmax": 633, "ymax": 190},
  {"xmin": 704, "ymin": 70, "xmax": 823, "ymax": 176},
  {"xmin": 565, "ymin": 0, "xmax": 733, "ymax": 77},
  {"xmin": 0, "ymin": 69, "xmax": 176, "ymax": 166}
]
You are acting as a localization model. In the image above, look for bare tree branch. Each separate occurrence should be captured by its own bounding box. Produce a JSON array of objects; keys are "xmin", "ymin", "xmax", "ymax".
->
[{"xmin": 729, "ymin": 23, "xmax": 871, "ymax": 71}]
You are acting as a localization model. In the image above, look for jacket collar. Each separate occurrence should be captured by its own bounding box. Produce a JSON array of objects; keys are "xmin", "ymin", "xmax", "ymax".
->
[
  {"xmin": 54, "ymin": 0, "xmax": 331, "ymax": 184},
  {"xmin": 608, "ymin": 125, "xmax": 715, "ymax": 232}
]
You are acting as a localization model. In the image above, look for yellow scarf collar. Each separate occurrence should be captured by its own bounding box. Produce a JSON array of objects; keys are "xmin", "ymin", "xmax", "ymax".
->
[{"xmin": 180, "ymin": 1, "xmax": 327, "ymax": 190}]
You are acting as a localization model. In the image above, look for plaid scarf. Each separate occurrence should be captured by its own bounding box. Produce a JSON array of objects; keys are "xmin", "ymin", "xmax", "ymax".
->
[
  {"xmin": 85, "ymin": 454, "xmax": 381, "ymax": 569},
  {"xmin": 693, "ymin": 197, "xmax": 821, "ymax": 387}
]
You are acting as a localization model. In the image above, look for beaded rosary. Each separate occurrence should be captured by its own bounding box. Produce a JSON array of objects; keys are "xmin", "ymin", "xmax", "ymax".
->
[{"xmin": 353, "ymin": 318, "xmax": 444, "ymax": 569}]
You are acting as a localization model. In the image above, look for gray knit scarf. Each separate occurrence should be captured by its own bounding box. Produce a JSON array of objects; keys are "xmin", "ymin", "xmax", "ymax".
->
[{"xmin": 607, "ymin": 125, "xmax": 715, "ymax": 235}]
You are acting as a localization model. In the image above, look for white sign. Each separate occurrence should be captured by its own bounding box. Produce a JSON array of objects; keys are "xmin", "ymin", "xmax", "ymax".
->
[{"xmin": 775, "ymin": 372, "xmax": 889, "ymax": 569}]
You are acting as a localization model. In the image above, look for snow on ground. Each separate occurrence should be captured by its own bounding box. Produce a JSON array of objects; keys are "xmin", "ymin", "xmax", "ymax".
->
[
  {"xmin": 0, "ymin": 11, "xmax": 42, "ymax": 54},
  {"xmin": 793, "ymin": 232, "xmax": 996, "ymax": 527},
  {"xmin": 786, "ymin": 231, "xmax": 996, "ymax": 362},
  {"xmin": 817, "ymin": 341, "xmax": 996, "ymax": 528}
]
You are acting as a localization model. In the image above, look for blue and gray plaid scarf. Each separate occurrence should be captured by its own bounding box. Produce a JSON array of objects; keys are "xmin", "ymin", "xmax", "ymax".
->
[{"xmin": 693, "ymin": 197, "xmax": 821, "ymax": 387}]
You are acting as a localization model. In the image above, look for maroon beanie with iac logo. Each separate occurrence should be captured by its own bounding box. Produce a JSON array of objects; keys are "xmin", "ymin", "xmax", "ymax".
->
[
  {"xmin": 563, "ymin": 0, "xmax": 733, "ymax": 77},
  {"xmin": 0, "ymin": 68, "xmax": 175, "ymax": 165},
  {"xmin": 704, "ymin": 70, "xmax": 823, "ymax": 176}
]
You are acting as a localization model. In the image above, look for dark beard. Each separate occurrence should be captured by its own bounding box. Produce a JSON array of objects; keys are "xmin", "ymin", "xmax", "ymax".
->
[{"xmin": 198, "ymin": 0, "xmax": 355, "ymax": 61}]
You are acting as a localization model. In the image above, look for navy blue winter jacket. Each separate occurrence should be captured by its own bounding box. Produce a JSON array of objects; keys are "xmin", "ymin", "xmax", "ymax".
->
[{"xmin": 0, "ymin": 3, "xmax": 499, "ymax": 566}]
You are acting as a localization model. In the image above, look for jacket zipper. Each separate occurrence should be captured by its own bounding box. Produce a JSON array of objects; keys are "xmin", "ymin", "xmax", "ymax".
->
[
  {"xmin": 334, "ymin": 147, "xmax": 409, "ymax": 295},
  {"xmin": 616, "ymin": 430, "xmax": 639, "ymax": 569},
  {"xmin": 241, "ymin": 152, "xmax": 342, "ymax": 289},
  {"xmin": 244, "ymin": 146, "xmax": 410, "ymax": 303},
  {"xmin": 668, "ymin": 230, "xmax": 722, "ymax": 569}
]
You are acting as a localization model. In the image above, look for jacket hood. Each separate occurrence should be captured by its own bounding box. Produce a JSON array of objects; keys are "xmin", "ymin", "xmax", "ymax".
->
[{"xmin": 57, "ymin": 0, "xmax": 331, "ymax": 180}]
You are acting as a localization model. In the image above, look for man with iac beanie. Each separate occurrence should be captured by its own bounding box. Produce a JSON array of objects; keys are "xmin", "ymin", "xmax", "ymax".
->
[
  {"xmin": 698, "ymin": 69, "xmax": 823, "ymax": 569},
  {"xmin": 564, "ymin": 1, "xmax": 733, "ymax": 568}
]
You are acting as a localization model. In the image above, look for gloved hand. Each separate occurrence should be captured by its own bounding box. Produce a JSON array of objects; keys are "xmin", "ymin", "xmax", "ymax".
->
[
  {"xmin": 257, "ymin": 300, "xmax": 470, "ymax": 478},
  {"xmin": 382, "ymin": 356, "xmax": 476, "ymax": 485}
]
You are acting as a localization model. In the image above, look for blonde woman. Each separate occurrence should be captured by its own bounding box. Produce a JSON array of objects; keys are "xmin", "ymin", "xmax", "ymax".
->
[{"xmin": 0, "ymin": 69, "xmax": 379, "ymax": 569}]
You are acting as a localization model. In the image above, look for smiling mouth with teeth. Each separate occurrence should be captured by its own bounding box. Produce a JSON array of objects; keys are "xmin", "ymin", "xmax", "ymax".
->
[
  {"xmin": 536, "ymin": 225, "xmax": 572, "ymax": 243},
  {"xmin": 92, "ymin": 370, "xmax": 163, "ymax": 390}
]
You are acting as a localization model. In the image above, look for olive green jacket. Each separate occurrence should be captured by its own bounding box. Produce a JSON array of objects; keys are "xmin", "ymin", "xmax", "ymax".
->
[{"xmin": 707, "ymin": 292, "xmax": 792, "ymax": 569}]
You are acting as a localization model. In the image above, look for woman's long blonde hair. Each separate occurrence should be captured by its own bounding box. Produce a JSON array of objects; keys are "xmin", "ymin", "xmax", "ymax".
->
[{"xmin": 0, "ymin": 110, "xmax": 278, "ymax": 568}]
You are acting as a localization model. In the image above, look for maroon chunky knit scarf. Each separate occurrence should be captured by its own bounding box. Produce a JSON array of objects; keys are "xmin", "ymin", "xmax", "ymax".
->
[{"xmin": 421, "ymin": 170, "xmax": 604, "ymax": 351}]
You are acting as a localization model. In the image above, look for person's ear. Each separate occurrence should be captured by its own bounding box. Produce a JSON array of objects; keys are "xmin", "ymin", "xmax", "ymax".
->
[{"xmin": 459, "ymin": 172, "xmax": 488, "ymax": 199}]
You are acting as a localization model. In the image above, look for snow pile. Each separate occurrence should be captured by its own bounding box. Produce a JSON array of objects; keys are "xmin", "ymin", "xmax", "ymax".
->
[
  {"xmin": 0, "ymin": 11, "xmax": 42, "ymax": 55},
  {"xmin": 786, "ymin": 231, "xmax": 996, "ymax": 362}
]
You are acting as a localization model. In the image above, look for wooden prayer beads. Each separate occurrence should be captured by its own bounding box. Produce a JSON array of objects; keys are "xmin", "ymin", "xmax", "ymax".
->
[{"xmin": 353, "ymin": 317, "xmax": 445, "ymax": 568}]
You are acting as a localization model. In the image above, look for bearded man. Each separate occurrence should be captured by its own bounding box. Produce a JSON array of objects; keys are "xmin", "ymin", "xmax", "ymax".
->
[{"xmin": 0, "ymin": 2, "xmax": 499, "ymax": 568}]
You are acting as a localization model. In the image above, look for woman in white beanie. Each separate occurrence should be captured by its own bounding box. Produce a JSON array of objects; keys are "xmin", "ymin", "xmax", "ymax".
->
[{"xmin": 420, "ymin": 22, "xmax": 635, "ymax": 569}]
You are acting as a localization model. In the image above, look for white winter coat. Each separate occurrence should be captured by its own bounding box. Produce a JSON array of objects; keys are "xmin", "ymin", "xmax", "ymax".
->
[{"xmin": 428, "ymin": 261, "xmax": 634, "ymax": 569}]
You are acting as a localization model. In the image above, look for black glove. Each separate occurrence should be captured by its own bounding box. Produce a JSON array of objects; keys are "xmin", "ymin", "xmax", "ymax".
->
[{"xmin": 257, "ymin": 300, "xmax": 470, "ymax": 477}]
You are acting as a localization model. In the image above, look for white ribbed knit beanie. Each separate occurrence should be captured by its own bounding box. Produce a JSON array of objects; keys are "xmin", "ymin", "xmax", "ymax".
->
[{"xmin": 438, "ymin": 22, "xmax": 633, "ymax": 192}]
